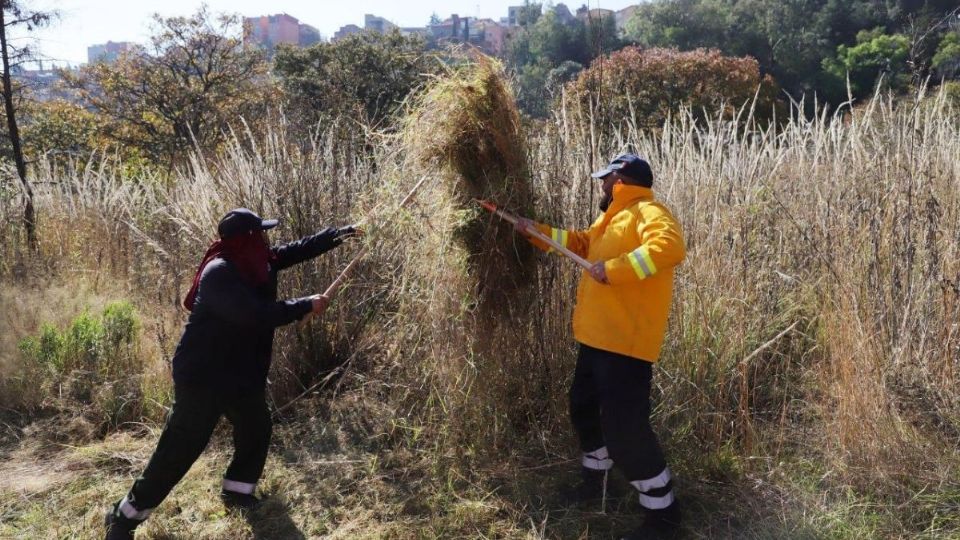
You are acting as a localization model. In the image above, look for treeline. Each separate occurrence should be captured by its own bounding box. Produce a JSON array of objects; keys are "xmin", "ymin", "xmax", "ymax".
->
[
  {"xmin": 7, "ymin": 2, "xmax": 960, "ymax": 172},
  {"xmin": 510, "ymin": 0, "xmax": 960, "ymax": 112},
  {"xmin": 18, "ymin": 10, "xmax": 439, "ymax": 168}
]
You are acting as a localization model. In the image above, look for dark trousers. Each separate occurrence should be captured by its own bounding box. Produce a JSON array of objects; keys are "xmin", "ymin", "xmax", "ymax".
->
[
  {"xmin": 121, "ymin": 383, "xmax": 272, "ymax": 514},
  {"xmin": 570, "ymin": 343, "xmax": 669, "ymax": 487}
]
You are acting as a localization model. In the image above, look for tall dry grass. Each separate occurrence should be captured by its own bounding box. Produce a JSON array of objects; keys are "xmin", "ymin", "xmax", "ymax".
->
[{"xmin": 2, "ymin": 78, "xmax": 959, "ymax": 534}]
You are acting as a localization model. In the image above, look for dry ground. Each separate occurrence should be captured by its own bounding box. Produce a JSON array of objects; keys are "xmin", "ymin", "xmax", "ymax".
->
[{"xmin": 0, "ymin": 402, "xmax": 905, "ymax": 540}]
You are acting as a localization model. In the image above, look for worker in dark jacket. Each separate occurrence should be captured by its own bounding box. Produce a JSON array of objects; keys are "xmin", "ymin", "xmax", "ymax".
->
[{"xmin": 104, "ymin": 208, "xmax": 358, "ymax": 539}]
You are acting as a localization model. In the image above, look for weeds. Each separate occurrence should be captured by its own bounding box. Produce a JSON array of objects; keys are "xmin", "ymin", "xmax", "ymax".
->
[{"xmin": 10, "ymin": 301, "xmax": 150, "ymax": 433}]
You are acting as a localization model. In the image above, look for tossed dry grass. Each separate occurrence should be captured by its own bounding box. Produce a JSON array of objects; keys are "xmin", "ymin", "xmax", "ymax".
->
[
  {"xmin": 1, "ymin": 82, "xmax": 959, "ymax": 537},
  {"xmin": 405, "ymin": 55, "xmax": 536, "ymax": 307}
]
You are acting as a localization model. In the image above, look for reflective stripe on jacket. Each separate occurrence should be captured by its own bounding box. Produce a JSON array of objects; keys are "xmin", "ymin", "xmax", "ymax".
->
[{"xmin": 529, "ymin": 184, "xmax": 685, "ymax": 361}]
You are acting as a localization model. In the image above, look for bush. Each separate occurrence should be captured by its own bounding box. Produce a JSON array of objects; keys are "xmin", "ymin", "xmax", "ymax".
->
[
  {"xmin": 15, "ymin": 301, "xmax": 147, "ymax": 431},
  {"xmin": 18, "ymin": 323, "xmax": 65, "ymax": 373},
  {"xmin": 823, "ymin": 27, "xmax": 911, "ymax": 97},
  {"xmin": 21, "ymin": 99, "xmax": 102, "ymax": 163},
  {"xmin": 274, "ymin": 31, "xmax": 437, "ymax": 129},
  {"xmin": 565, "ymin": 46, "xmax": 782, "ymax": 129},
  {"xmin": 933, "ymin": 31, "xmax": 960, "ymax": 80},
  {"xmin": 20, "ymin": 302, "xmax": 140, "ymax": 375},
  {"xmin": 945, "ymin": 80, "xmax": 960, "ymax": 105}
]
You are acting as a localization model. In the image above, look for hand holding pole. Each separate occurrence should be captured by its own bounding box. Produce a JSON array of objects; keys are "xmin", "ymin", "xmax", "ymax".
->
[{"xmin": 476, "ymin": 199, "xmax": 593, "ymax": 271}]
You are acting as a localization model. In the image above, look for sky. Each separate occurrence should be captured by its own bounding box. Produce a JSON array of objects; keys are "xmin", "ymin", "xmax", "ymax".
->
[{"xmin": 13, "ymin": 0, "xmax": 641, "ymax": 68}]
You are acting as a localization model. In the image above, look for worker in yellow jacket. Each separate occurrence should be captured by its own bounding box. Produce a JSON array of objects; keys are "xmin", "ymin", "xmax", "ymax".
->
[{"xmin": 514, "ymin": 154, "xmax": 685, "ymax": 539}]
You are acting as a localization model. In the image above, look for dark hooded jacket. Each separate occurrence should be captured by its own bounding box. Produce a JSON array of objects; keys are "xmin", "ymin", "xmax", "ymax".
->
[{"xmin": 171, "ymin": 228, "xmax": 344, "ymax": 389}]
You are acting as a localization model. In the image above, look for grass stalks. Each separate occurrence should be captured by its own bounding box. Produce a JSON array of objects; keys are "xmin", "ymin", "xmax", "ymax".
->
[{"xmin": 2, "ymin": 86, "xmax": 959, "ymax": 537}]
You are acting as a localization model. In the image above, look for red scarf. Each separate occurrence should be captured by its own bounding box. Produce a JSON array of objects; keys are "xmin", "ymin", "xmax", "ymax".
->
[{"xmin": 183, "ymin": 232, "xmax": 276, "ymax": 311}]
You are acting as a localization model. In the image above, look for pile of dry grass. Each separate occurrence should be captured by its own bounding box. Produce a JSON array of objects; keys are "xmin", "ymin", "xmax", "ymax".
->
[
  {"xmin": 343, "ymin": 53, "xmax": 573, "ymax": 457},
  {"xmin": 406, "ymin": 55, "xmax": 530, "ymax": 207},
  {"xmin": 404, "ymin": 54, "xmax": 536, "ymax": 311}
]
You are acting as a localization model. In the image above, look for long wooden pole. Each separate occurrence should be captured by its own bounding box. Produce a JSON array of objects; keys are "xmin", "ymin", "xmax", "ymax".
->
[
  {"xmin": 320, "ymin": 175, "xmax": 429, "ymax": 302},
  {"xmin": 476, "ymin": 199, "xmax": 593, "ymax": 271}
]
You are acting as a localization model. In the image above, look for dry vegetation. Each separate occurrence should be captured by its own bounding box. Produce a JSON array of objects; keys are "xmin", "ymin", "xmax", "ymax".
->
[{"xmin": 1, "ymin": 60, "xmax": 959, "ymax": 539}]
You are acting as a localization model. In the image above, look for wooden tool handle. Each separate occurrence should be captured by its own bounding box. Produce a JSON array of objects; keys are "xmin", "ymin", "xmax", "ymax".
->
[{"xmin": 477, "ymin": 200, "xmax": 593, "ymax": 271}]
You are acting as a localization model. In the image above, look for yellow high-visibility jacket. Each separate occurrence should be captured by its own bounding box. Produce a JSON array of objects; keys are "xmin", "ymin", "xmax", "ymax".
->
[{"xmin": 529, "ymin": 184, "xmax": 685, "ymax": 362}]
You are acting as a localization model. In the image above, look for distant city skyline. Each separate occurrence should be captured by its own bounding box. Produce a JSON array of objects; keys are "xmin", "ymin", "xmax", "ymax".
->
[{"xmin": 14, "ymin": 0, "xmax": 642, "ymax": 67}]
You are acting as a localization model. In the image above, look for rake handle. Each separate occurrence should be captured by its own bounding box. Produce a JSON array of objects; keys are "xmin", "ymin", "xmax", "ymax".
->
[
  {"xmin": 322, "ymin": 246, "xmax": 367, "ymax": 298},
  {"xmin": 477, "ymin": 200, "xmax": 594, "ymax": 271},
  {"xmin": 308, "ymin": 175, "xmax": 430, "ymax": 321}
]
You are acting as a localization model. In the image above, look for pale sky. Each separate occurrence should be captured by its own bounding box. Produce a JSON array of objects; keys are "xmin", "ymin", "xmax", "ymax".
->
[{"xmin": 13, "ymin": 0, "xmax": 640, "ymax": 68}]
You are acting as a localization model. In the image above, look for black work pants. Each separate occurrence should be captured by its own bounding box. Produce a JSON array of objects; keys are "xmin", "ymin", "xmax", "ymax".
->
[
  {"xmin": 570, "ymin": 343, "xmax": 675, "ymax": 509},
  {"xmin": 118, "ymin": 383, "xmax": 272, "ymax": 517}
]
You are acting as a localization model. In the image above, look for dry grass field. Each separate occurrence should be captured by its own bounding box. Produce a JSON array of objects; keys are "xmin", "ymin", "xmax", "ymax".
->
[{"xmin": 1, "ymin": 61, "xmax": 959, "ymax": 538}]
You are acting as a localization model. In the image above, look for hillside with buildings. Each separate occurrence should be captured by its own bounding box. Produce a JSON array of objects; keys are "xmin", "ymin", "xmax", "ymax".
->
[{"xmin": 14, "ymin": 3, "xmax": 636, "ymax": 108}]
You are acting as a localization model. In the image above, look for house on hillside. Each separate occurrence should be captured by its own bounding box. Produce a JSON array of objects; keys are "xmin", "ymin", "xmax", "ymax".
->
[
  {"xmin": 87, "ymin": 41, "xmax": 137, "ymax": 64},
  {"xmin": 507, "ymin": 4, "xmax": 544, "ymax": 26},
  {"xmin": 365, "ymin": 14, "xmax": 397, "ymax": 33},
  {"xmin": 473, "ymin": 19, "xmax": 508, "ymax": 55},
  {"xmin": 244, "ymin": 14, "xmax": 322, "ymax": 50},
  {"xmin": 554, "ymin": 3, "xmax": 577, "ymax": 24},
  {"xmin": 429, "ymin": 15, "xmax": 507, "ymax": 55},
  {"xmin": 332, "ymin": 24, "xmax": 362, "ymax": 41},
  {"xmin": 615, "ymin": 5, "xmax": 639, "ymax": 31},
  {"xmin": 334, "ymin": 14, "xmax": 427, "ymax": 42},
  {"xmin": 577, "ymin": 7, "xmax": 615, "ymax": 22}
]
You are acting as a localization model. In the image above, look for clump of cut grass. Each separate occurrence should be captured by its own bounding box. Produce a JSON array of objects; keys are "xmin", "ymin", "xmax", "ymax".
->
[
  {"xmin": 406, "ymin": 54, "xmax": 530, "ymax": 207},
  {"xmin": 404, "ymin": 53, "xmax": 535, "ymax": 310},
  {"xmin": 390, "ymin": 53, "xmax": 565, "ymax": 459}
]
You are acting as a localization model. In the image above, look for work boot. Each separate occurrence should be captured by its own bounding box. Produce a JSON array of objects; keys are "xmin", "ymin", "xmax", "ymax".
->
[
  {"xmin": 221, "ymin": 490, "xmax": 262, "ymax": 511},
  {"xmin": 560, "ymin": 467, "xmax": 617, "ymax": 505},
  {"xmin": 104, "ymin": 506, "xmax": 141, "ymax": 540},
  {"xmin": 620, "ymin": 501, "xmax": 682, "ymax": 540}
]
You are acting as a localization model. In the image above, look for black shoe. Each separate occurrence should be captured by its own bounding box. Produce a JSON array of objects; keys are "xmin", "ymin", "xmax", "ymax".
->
[
  {"xmin": 104, "ymin": 508, "xmax": 140, "ymax": 540},
  {"xmin": 221, "ymin": 490, "xmax": 262, "ymax": 511},
  {"xmin": 560, "ymin": 467, "xmax": 620, "ymax": 506},
  {"xmin": 621, "ymin": 502, "xmax": 682, "ymax": 540}
]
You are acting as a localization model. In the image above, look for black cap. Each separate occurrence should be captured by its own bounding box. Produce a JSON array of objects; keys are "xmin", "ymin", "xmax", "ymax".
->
[
  {"xmin": 217, "ymin": 208, "xmax": 279, "ymax": 239},
  {"xmin": 590, "ymin": 154, "xmax": 653, "ymax": 187}
]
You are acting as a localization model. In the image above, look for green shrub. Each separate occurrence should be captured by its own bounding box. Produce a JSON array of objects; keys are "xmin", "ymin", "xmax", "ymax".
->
[
  {"xmin": 944, "ymin": 80, "xmax": 960, "ymax": 106},
  {"xmin": 21, "ymin": 99, "xmax": 102, "ymax": 163},
  {"xmin": 63, "ymin": 311, "xmax": 102, "ymax": 372},
  {"xmin": 823, "ymin": 28, "xmax": 911, "ymax": 97},
  {"xmin": 20, "ymin": 302, "xmax": 140, "ymax": 375},
  {"xmin": 18, "ymin": 323, "xmax": 65, "ymax": 373},
  {"xmin": 933, "ymin": 31, "xmax": 960, "ymax": 80},
  {"xmin": 15, "ymin": 300, "xmax": 146, "ymax": 430},
  {"xmin": 100, "ymin": 301, "xmax": 141, "ymax": 378}
]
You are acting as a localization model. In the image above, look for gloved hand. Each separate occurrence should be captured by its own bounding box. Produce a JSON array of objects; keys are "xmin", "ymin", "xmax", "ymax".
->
[
  {"xmin": 335, "ymin": 225, "xmax": 363, "ymax": 239},
  {"xmin": 588, "ymin": 261, "xmax": 609, "ymax": 284},
  {"xmin": 309, "ymin": 294, "xmax": 331, "ymax": 315}
]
